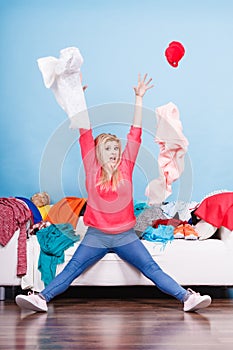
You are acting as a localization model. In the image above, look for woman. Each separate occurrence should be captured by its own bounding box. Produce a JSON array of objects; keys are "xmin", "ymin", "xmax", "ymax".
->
[{"xmin": 16, "ymin": 74, "xmax": 211, "ymax": 312}]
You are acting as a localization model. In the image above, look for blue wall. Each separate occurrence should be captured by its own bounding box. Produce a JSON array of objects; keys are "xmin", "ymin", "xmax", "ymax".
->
[{"xmin": 1, "ymin": 0, "xmax": 233, "ymax": 203}]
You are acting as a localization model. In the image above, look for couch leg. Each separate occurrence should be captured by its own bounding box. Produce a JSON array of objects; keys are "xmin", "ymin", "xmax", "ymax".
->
[
  {"xmin": 227, "ymin": 287, "xmax": 233, "ymax": 299},
  {"xmin": 0, "ymin": 287, "xmax": 5, "ymax": 301}
]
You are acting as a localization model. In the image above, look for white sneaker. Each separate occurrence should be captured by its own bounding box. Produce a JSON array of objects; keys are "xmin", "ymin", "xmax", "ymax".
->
[
  {"xmin": 15, "ymin": 293, "xmax": 48, "ymax": 312},
  {"xmin": 183, "ymin": 289, "xmax": 211, "ymax": 312}
]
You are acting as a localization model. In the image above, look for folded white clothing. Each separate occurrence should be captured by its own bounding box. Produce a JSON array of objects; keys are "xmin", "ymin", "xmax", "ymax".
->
[{"xmin": 194, "ymin": 220, "xmax": 217, "ymax": 240}]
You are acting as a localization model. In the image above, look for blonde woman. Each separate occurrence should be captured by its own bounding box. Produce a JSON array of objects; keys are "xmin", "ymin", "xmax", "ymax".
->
[{"xmin": 16, "ymin": 74, "xmax": 211, "ymax": 312}]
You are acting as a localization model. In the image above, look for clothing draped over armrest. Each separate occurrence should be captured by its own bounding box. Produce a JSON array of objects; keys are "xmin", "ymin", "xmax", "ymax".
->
[
  {"xmin": 194, "ymin": 192, "xmax": 233, "ymax": 231},
  {"xmin": 0, "ymin": 197, "xmax": 32, "ymax": 276}
]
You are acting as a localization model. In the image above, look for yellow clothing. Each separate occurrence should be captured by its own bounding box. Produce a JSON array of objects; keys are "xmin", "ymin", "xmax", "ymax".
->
[{"xmin": 38, "ymin": 205, "xmax": 52, "ymax": 220}]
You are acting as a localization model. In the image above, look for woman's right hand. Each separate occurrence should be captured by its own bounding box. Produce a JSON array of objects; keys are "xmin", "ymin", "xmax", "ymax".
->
[{"xmin": 80, "ymin": 72, "xmax": 88, "ymax": 91}]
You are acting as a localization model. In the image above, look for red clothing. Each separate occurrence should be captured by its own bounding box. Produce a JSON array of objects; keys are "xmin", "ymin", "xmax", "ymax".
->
[
  {"xmin": 79, "ymin": 126, "xmax": 142, "ymax": 234},
  {"xmin": 0, "ymin": 197, "xmax": 31, "ymax": 276},
  {"xmin": 194, "ymin": 192, "xmax": 233, "ymax": 231}
]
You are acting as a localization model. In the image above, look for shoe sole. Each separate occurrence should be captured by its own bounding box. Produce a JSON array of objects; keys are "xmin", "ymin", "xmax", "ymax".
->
[
  {"xmin": 185, "ymin": 235, "xmax": 198, "ymax": 240},
  {"xmin": 15, "ymin": 295, "xmax": 48, "ymax": 312},
  {"xmin": 174, "ymin": 233, "xmax": 185, "ymax": 239},
  {"xmin": 184, "ymin": 297, "xmax": 212, "ymax": 312}
]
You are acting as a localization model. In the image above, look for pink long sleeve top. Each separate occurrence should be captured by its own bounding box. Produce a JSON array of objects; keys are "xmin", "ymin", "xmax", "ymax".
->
[{"xmin": 79, "ymin": 126, "xmax": 142, "ymax": 234}]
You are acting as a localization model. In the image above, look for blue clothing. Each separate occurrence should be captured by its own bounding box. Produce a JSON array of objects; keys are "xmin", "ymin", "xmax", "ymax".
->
[
  {"xmin": 82, "ymin": 227, "xmax": 138, "ymax": 248},
  {"xmin": 41, "ymin": 227, "xmax": 187, "ymax": 303},
  {"xmin": 134, "ymin": 201, "xmax": 150, "ymax": 217},
  {"xmin": 16, "ymin": 196, "xmax": 42, "ymax": 224},
  {"xmin": 142, "ymin": 225, "xmax": 174, "ymax": 248}
]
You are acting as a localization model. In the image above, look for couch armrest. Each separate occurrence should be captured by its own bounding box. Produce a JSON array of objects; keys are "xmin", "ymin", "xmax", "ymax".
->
[{"xmin": 219, "ymin": 227, "xmax": 233, "ymax": 250}]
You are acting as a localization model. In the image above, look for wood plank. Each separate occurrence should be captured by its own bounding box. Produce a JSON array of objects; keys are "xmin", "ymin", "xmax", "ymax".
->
[{"xmin": 1, "ymin": 299, "xmax": 233, "ymax": 349}]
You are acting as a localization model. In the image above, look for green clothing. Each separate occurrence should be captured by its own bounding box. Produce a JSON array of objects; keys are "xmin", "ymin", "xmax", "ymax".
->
[{"xmin": 37, "ymin": 223, "xmax": 80, "ymax": 286}]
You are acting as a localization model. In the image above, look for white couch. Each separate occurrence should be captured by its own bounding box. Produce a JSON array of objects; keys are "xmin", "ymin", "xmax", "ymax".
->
[{"xmin": 1, "ymin": 217, "xmax": 233, "ymax": 299}]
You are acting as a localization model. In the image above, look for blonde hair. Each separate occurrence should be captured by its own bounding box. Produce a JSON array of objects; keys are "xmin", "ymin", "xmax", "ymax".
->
[{"xmin": 95, "ymin": 133, "xmax": 122, "ymax": 192}]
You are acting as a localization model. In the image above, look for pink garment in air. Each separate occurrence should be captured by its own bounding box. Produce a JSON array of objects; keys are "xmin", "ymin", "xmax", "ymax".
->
[{"xmin": 145, "ymin": 102, "xmax": 189, "ymax": 204}]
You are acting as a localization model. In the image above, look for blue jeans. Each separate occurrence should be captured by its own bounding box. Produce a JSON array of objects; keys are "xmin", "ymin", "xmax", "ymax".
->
[{"xmin": 41, "ymin": 228, "xmax": 187, "ymax": 303}]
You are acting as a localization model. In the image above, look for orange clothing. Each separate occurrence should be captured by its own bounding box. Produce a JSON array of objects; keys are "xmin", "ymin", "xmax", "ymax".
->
[{"xmin": 45, "ymin": 197, "xmax": 86, "ymax": 228}]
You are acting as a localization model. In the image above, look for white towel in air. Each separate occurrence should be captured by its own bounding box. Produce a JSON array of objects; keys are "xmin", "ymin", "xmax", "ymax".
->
[{"xmin": 37, "ymin": 47, "xmax": 90, "ymax": 129}]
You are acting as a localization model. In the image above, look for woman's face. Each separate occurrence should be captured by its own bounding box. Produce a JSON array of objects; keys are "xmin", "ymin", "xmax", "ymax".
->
[{"xmin": 102, "ymin": 140, "xmax": 120, "ymax": 168}]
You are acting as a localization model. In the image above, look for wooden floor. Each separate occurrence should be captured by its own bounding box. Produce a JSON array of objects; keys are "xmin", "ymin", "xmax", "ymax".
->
[{"xmin": 1, "ymin": 298, "xmax": 233, "ymax": 349}]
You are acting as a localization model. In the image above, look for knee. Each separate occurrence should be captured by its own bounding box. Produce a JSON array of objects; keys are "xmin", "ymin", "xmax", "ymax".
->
[
  {"xmin": 141, "ymin": 259, "xmax": 162, "ymax": 276},
  {"xmin": 63, "ymin": 258, "xmax": 82, "ymax": 274}
]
